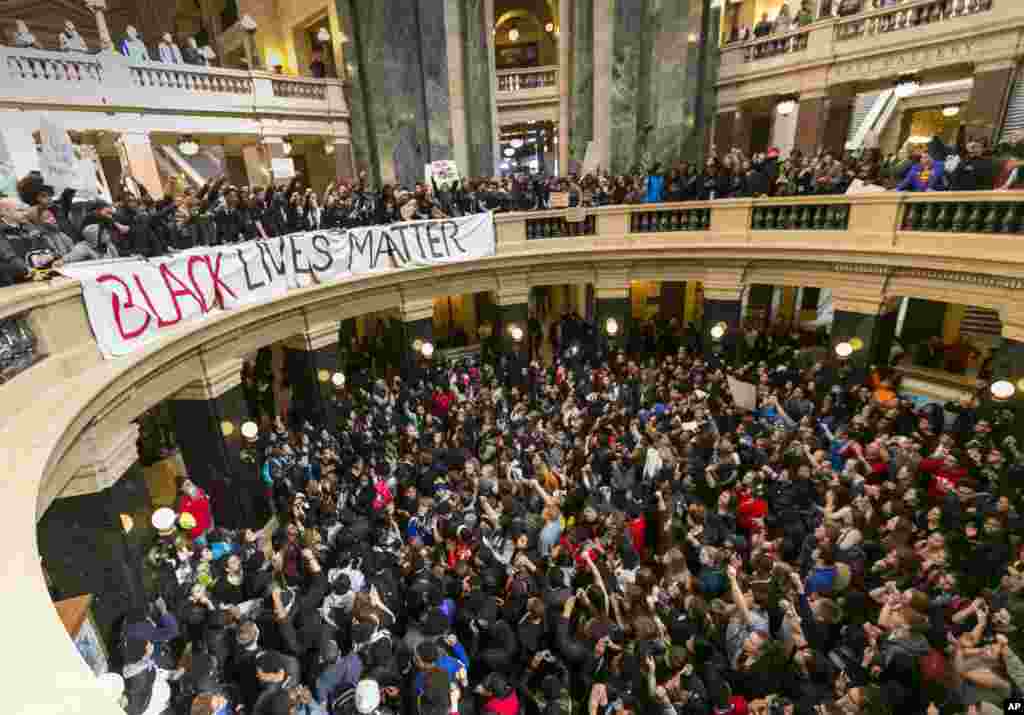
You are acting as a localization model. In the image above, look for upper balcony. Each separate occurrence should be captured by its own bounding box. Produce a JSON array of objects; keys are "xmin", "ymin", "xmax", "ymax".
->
[
  {"xmin": 0, "ymin": 46, "xmax": 349, "ymax": 121},
  {"xmin": 717, "ymin": 0, "xmax": 1020, "ymax": 99},
  {"xmin": 496, "ymin": 65, "xmax": 559, "ymax": 105}
]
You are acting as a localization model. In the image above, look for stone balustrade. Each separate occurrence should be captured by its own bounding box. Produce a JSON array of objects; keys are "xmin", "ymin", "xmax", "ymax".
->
[
  {"xmin": 834, "ymin": 0, "xmax": 993, "ymax": 42},
  {"xmin": 496, "ymin": 66, "xmax": 559, "ymax": 95},
  {"xmin": 740, "ymin": 26, "xmax": 811, "ymax": 61},
  {"xmin": 0, "ymin": 45, "xmax": 348, "ymax": 119},
  {"xmin": 717, "ymin": 0, "xmax": 1018, "ymax": 90}
]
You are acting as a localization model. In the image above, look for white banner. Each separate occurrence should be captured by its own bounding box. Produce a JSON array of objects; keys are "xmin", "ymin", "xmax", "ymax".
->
[{"xmin": 60, "ymin": 213, "xmax": 496, "ymax": 359}]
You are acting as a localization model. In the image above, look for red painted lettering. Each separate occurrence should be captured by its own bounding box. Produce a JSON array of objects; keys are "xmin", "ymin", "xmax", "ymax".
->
[
  {"xmin": 134, "ymin": 274, "xmax": 180, "ymax": 328},
  {"xmin": 188, "ymin": 253, "xmax": 237, "ymax": 310},
  {"xmin": 159, "ymin": 264, "xmax": 205, "ymax": 321},
  {"xmin": 97, "ymin": 274, "xmax": 152, "ymax": 341}
]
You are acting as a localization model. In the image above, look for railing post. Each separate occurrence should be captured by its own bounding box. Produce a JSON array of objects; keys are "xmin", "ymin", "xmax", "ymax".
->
[
  {"xmin": 711, "ymin": 200, "xmax": 752, "ymax": 241},
  {"xmin": 495, "ymin": 216, "xmax": 527, "ymax": 252},
  {"xmin": 251, "ymin": 72, "xmax": 274, "ymax": 109}
]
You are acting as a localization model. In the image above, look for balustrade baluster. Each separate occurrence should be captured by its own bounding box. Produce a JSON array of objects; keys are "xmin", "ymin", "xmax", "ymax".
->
[
  {"xmin": 983, "ymin": 204, "xmax": 1001, "ymax": 233},
  {"xmin": 781, "ymin": 206, "xmax": 794, "ymax": 229},
  {"xmin": 1001, "ymin": 205, "xmax": 1021, "ymax": 234},
  {"xmin": 792, "ymin": 206, "xmax": 805, "ymax": 229},
  {"xmin": 765, "ymin": 208, "xmax": 777, "ymax": 229},
  {"xmin": 901, "ymin": 204, "xmax": 918, "ymax": 230},
  {"xmin": 921, "ymin": 203, "xmax": 938, "ymax": 230},
  {"xmin": 950, "ymin": 203, "xmax": 968, "ymax": 231},
  {"xmin": 827, "ymin": 205, "xmax": 841, "ymax": 229},
  {"xmin": 967, "ymin": 204, "xmax": 984, "ymax": 232},
  {"xmin": 937, "ymin": 201, "xmax": 954, "ymax": 229},
  {"xmin": 669, "ymin": 211, "xmax": 681, "ymax": 231}
]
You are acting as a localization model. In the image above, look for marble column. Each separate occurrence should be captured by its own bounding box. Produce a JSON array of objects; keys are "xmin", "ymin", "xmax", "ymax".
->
[
  {"xmin": 85, "ymin": 0, "xmax": 114, "ymax": 52},
  {"xmin": 558, "ymin": 0, "xmax": 572, "ymax": 175},
  {"xmin": 592, "ymin": 0, "xmax": 613, "ymax": 171},
  {"xmin": 822, "ymin": 93, "xmax": 855, "ymax": 156},
  {"xmin": 732, "ymin": 108, "xmax": 754, "ymax": 156},
  {"xmin": 334, "ymin": 0, "xmax": 454, "ymax": 188},
  {"xmin": 713, "ymin": 109, "xmax": 736, "ymax": 155},
  {"xmin": 168, "ymin": 358, "xmax": 256, "ymax": 529},
  {"xmin": 701, "ymin": 271, "xmax": 744, "ymax": 359},
  {"xmin": 283, "ymin": 324, "xmax": 341, "ymax": 430},
  {"xmin": 795, "ymin": 92, "xmax": 827, "ymax": 157},
  {"xmin": 964, "ymin": 61, "xmax": 1017, "ymax": 144},
  {"xmin": 484, "ymin": 0, "xmax": 501, "ymax": 175},
  {"xmin": 571, "ymin": 0, "xmax": 594, "ymax": 170},
  {"xmin": 332, "ymin": 136, "xmax": 356, "ymax": 181},
  {"xmin": 119, "ymin": 132, "xmax": 163, "ymax": 197},
  {"xmin": 445, "ymin": 0, "xmax": 470, "ymax": 176}
]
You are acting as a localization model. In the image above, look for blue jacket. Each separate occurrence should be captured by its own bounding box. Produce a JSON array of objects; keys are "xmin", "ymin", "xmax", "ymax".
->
[
  {"xmin": 897, "ymin": 161, "xmax": 945, "ymax": 192},
  {"xmin": 645, "ymin": 175, "xmax": 664, "ymax": 203},
  {"xmin": 414, "ymin": 641, "xmax": 469, "ymax": 694}
]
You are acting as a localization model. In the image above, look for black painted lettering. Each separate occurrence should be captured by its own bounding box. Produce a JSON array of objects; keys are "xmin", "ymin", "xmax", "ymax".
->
[
  {"xmin": 238, "ymin": 248, "xmax": 267, "ymax": 291},
  {"xmin": 441, "ymin": 220, "xmax": 466, "ymax": 254},
  {"xmin": 310, "ymin": 235, "xmax": 333, "ymax": 273},
  {"xmin": 427, "ymin": 222, "xmax": 445, "ymax": 259}
]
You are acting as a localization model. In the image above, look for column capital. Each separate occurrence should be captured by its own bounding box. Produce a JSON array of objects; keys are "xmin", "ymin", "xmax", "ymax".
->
[
  {"xmin": 495, "ymin": 270, "xmax": 530, "ymax": 306},
  {"xmin": 701, "ymin": 264, "xmax": 746, "ymax": 302},
  {"xmin": 173, "ymin": 358, "xmax": 244, "ymax": 401},
  {"xmin": 58, "ymin": 423, "xmax": 139, "ymax": 499},
  {"xmin": 400, "ymin": 297, "xmax": 435, "ymax": 323},
  {"xmin": 283, "ymin": 323, "xmax": 339, "ymax": 351},
  {"xmin": 594, "ymin": 264, "xmax": 630, "ymax": 300}
]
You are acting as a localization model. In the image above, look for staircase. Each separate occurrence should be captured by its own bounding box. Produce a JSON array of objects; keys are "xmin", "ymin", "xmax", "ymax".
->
[
  {"xmin": 846, "ymin": 92, "xmax": 882, "ymax": 147},
  {"xmin": 847, "ymin": 89, "xmax": 895, "ymax": 151}
]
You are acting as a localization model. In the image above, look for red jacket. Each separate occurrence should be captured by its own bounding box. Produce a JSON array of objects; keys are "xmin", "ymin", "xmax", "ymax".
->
[
  {"xmin": 177, "ymin": 489, "xmax": 212, "ymax": 539},
  {"xmin": 919, "ymin": 458, "xmax": 967, "ymax": 499},
  {"xmin": 737, "ymin": 492, "xmax": 768, "ymax": 532},
  {"xmin": 431, "ymin": 390, "xmax": 454, "ymax": 420},
  {"xmin": 484, "ymin": 691, "xmax": 519, "ymax": 715}
]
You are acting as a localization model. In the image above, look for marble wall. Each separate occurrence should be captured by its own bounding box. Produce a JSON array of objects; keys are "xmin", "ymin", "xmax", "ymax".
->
[
  {"xmin": 570, "ymin": 0, "xmax": 594, "ymax": 169},
  {"xmin": 462, "ymin": 0, "xmax": 497, "ymax": 178},
  {"xmin": 336, "ymin": 0, "xmax": 453, "ymax": 189},
  {"xmin": 605, "ymin": 0, "xmax": 710, "ymax": 174}
]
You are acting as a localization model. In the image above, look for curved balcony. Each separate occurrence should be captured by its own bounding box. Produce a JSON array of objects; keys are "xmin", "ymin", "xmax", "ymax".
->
[
  {"xmin": 0, "ymin": 45, "xmax": 349, "ymax": 120},
  {"xmin": 4, "ymin": 191, "xmax": 1024, "ymax": 713}
]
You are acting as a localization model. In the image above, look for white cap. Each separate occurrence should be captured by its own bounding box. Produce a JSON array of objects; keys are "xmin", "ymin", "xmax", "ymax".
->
[
  {"xmin": 96, "ymin": 672, "xmax": 124, "ymax": 700},
  {"xmin": 355, "ymin": 679, "xmax": 381, "ymax": 714},
  {"xmin": 151, "ymin": 507, "xmax": 177, "ymax": 533}
]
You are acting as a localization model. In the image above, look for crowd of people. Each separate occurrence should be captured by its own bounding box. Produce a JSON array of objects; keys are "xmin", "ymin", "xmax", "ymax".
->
[
  {"xmin": 0, "ymin": 134, "xmax": 1013, "ymax": 287},
  {"xmin": 117, "ymin": 303, "xmax": 1024, "ymax": 715}
]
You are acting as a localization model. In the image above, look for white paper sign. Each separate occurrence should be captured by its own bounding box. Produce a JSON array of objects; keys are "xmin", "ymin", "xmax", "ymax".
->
[
  {"xmin": 60, "ymin": 212, "xmax": 497, "ymax": 359},
  {"xmin": 271, "ymin": 157, "xmax": 296, "ymax": 180},
  {"xmin": 425, "ymin": 159, "xmax": 460, "ymax": 187},
  {"xmin": 39, "ymin": 117, "xmax": 79, "ymax": 194}
]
